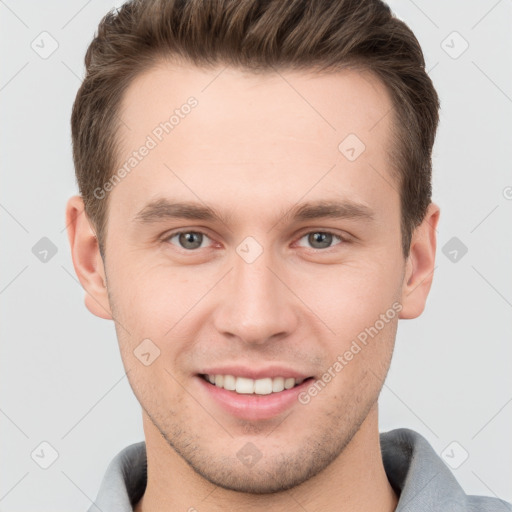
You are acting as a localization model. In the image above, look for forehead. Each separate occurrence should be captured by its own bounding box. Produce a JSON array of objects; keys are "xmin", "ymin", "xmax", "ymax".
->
[
  {"xmin": 118, "ymin": 60, "xmax": 394, "ymax": 151},
  {"xmin": 112, "ymin": 61, "xmax": 398, "ymax": 225}
]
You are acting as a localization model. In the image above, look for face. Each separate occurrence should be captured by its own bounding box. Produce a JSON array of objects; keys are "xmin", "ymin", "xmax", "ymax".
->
[{"xmin": 83, "ymin": 62, "xmax": 414, "ymax": 492}]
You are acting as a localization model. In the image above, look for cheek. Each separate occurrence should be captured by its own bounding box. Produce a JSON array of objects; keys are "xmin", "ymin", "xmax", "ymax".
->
[
  {"xmin": 301, "ymin": 313, "xmax": 397, "ymax": 415},
  {"xmin": 300, "ymin": 259, "xmax": 403, "ymax": 336},
  {"xmin": 109, "ymin": 259, "xmax": 198, "ymax": 329},
  {"xmin": 108, "ymin": 240, "xmax": 403, "ymax": 348},
  {"xmin": 301, "ymin": 260, "xmax": 401, "ymax": 389},
  {"xmin": 108, "ymin": 262, "xmax": 215, "ymax": 380}
]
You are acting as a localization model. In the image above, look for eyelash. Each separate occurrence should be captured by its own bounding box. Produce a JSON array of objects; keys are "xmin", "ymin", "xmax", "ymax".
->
[{"xmin": 161, "ymin": 229, "xmax": 350, "ymax": 252}]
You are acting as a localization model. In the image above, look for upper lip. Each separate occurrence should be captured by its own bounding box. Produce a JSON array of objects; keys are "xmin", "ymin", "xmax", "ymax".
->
[{"xmin": 198, "ymin": 365, "xmax": 312, "ymax": 380}]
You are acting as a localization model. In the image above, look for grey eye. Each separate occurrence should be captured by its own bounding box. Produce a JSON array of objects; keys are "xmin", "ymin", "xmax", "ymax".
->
[
  {"xmin": 298, "ymin": 231, "xmax": 341, "ymax": 249},
  {"xmin": 169, "ymin": 232, "xmax": 207, "ymax": 250}
]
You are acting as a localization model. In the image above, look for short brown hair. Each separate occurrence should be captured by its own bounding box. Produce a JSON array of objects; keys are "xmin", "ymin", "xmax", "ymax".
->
[{"xmin": 71, "ymin": 0, "xmax": 440, "ymax": 258}]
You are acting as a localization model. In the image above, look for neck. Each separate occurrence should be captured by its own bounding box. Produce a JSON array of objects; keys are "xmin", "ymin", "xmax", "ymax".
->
[{"xmin": 135, "ymin": 404, "xmax": 397, "ymax": 512}]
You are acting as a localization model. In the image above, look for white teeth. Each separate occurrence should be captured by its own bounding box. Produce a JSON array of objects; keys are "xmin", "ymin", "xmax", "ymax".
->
[
  {"xmin": 254, "ymin": 378, "xmax": 272, "ymax": 395},
  {"xmin": 204, "ymin": 374, "xmax": 305, "ymax": 395},
  {"xmin": 223, "ymin": 374, "xmax": 236, "ymax": 391},
  {"xmin": 235, "ymin": 377, "xmax": 254, "ymax": 394},
  {"xmin": 284, "ymin": 377, "xmax": 295, "ymax": 390},
  {"xmin": 272, "ymin": 377, "xmax": 284, "ymax": 392}
]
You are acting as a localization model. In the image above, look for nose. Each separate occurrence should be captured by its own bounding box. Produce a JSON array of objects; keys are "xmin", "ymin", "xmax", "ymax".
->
[{"xmin": 212, "ymin": 242, "xmax": 299, "ymax": 346}]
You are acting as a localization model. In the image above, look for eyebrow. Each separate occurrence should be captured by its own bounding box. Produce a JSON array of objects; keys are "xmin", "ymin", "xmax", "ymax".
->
[{"xmin": 133, "ymin": 198, "xmax": 374, "ymax": 227}]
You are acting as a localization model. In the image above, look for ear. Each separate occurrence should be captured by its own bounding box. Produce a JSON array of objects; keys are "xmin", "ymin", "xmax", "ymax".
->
[
  {"xmin": 65, "ymin": 195, "xmax": 113, "ymax": 320},
  {"xmin": 399, "ymin": 202, "xmax": 440, "ymax": 319}
]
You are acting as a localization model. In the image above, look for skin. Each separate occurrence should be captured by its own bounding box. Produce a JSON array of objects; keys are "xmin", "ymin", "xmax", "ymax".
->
[{"xmin": 67, "ymin": 61, "xmax": 439, "ymax": 512}]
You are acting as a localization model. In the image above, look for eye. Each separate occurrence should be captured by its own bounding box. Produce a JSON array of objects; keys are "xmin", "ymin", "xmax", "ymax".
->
[
  {"xmin": 162, "ymin": 229, "xmax": 347, "ymax": 252},
  {"xmin": 296, "ymin": 231, "xmax": 345, "ymax": 250},
  {"xmin": 165, "ymin": 231, "xmax": 213, "ymax": 250}
]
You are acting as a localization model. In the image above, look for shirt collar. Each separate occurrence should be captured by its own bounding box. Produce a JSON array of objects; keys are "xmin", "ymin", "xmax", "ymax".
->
[{"xmin": 88, "ymin": 428, "xmax": 501, "ymax": 512}]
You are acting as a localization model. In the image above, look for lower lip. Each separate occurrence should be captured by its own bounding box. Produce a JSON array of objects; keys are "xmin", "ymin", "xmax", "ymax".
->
[{"xmin": 196, "ymin": 375, "xmax": 314, "ymax": 421}]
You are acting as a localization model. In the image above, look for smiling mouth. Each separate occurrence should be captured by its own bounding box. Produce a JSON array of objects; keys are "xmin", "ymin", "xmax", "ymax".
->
[{"xmin": 199, "ymin": 374, "xmax": 314, "ymax": 395}]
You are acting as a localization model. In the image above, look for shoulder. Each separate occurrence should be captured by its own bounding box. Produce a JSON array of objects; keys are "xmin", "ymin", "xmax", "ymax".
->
[
  {"xmin": 88, "ymin": 441, "xmax": 147, "ymax": 512},
  {"xmin": 380, "ymin": 428, "xmax": 511, "ymax": 512}
]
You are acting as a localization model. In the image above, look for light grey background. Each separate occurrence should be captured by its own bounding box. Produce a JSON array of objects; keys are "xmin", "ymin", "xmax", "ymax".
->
[{"xmin": 1, "ymin": 1, "xmax": 511, "ymax": 510}]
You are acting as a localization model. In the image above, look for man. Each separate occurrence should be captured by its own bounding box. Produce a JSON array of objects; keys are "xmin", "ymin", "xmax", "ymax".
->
[{"xmin": 65, "ymin": 0, "xmax": 511, "ymax": 510}]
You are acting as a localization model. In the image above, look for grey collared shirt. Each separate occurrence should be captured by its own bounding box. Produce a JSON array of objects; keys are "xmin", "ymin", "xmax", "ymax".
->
[{"xmin": 87, "ymin": 428, "xmax": 511, "ymax": 511}]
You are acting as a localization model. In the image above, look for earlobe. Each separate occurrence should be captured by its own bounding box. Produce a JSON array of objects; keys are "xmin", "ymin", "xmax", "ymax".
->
[
  {"xmin": 399, "ymin": 202, "xmax": 440, "ymax": 319},
  {"xmin": 65, "ymin": 196, "xmax": 113, "ymax": 320}
]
